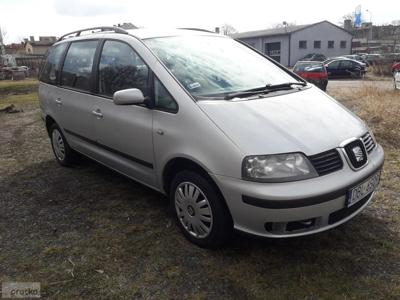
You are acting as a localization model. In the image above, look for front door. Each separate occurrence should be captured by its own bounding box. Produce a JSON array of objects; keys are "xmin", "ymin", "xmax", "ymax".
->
[
  {"xmin": 91, "ymin": 40, "xmax": 155, "ymax": 186},
  {"xmin": 57, "ymin": 40, "xmax": 100, "ymax": 152}
]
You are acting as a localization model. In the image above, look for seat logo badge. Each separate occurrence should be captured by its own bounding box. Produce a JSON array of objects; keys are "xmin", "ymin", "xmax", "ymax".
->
[{"xmin": 352, "ymin": 146, "xmax": 364, "ymax": 162}]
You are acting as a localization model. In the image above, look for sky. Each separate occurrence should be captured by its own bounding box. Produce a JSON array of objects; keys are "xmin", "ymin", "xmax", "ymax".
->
[{"xmin": 0, "ymin": 0, "xmax": 399, "ymax": 43}]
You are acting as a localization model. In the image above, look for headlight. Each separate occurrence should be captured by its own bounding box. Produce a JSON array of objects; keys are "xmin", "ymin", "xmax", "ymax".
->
[{"xmin": 242, "ymin": 153, "xmax": 318, "ymax": 182}]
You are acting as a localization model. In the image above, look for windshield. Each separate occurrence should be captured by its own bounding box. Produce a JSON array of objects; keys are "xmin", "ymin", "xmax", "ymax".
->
[{"xmin": 145, "ymin": 35, "xmax": 299, "ymax": 98}]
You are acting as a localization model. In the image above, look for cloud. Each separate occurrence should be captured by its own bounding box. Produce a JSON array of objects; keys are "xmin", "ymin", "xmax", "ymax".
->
[{"xmin": 53, "ymin": 0, "xmax": 127, "ymax": 16}]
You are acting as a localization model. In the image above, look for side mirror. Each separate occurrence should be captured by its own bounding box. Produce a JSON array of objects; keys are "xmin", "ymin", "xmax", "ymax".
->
[{"xmin": 113, "ymin": 88, "xmax": 145, "ymax": 105}]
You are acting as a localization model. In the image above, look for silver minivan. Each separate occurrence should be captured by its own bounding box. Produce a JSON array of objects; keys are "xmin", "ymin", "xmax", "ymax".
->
[{"xmin": 39, "ymin": 27, "xmax": 384, "ymax": 247}]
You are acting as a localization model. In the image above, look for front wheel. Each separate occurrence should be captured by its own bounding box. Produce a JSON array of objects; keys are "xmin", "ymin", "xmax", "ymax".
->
[{"xmin": 170, "ymin": 171, "xmax": 233, "ymax": 248}]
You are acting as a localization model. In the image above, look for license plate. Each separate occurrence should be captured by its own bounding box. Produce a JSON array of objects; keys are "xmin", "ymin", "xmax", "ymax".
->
[{"xmin": 347, "ymin": 172, "xmax": 380, "ymax": 207}]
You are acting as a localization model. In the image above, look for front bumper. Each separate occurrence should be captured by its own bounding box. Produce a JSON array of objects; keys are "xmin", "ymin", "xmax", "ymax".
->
[{"xmin": 211, "ymin": 144, "xmax": 384, "ymax": 238}]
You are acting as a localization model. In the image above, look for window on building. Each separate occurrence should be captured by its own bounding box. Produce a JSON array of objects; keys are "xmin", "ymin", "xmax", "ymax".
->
[
  {"xmin": 39, "ymin": 43, "xmax": 67, "ymax": 85},
  {"xmin": 154, "ymin": 77, "xmax": 178, "ymax": 112},
  {"xmin": 61, "ymin": 40, "xmax": 98, "ymax": 91},
  {"xmin": 299, "ymin": 40, "xmax": 307, "ymax": 49},
  {"xmin": 340, "ymin": 41, "xmax": 347, "ymax": 48},
  {"xmin": 328, "ymin": 41, "xmax": 334, "ymax": 49},
  {"xmin": 314, "ymin": 41, "xmax": 321, "ymax": 49},
  {"xmin": 98, "ymin": 40, "xmax": 149, "ymax": 97}
]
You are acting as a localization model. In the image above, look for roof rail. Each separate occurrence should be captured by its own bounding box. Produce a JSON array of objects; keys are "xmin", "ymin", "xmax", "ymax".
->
[
  {"xmin": 178, "ymin": 28, "xmax": 215, "ymax": 33},
  {"xmin": 57, "ymin": 26, "xmax": 129, "ymax": 42}
]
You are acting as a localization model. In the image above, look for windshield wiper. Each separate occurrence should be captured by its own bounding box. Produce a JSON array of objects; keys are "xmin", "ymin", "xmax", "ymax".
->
[{"xmin": 224, "ymin": 82, "xmax": 307, "ymax": 100}]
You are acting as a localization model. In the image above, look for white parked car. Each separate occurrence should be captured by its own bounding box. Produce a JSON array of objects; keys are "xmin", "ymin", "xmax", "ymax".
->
[{"xmin": 395, "ymin": 71, "xmax": 400, "ymax": 90}]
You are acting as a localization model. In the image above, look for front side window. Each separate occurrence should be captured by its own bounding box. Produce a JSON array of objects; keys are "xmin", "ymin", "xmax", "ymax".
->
[
  {"xmin": 61, "ymin": 40, "xmax": 98, "ymax": 91},
  {"xmin": 154, "ymin": 77, "xmax": 178, "ymax": 112},
  {"xmin": 145, "ymin": 36, "xmax": 298, "ymax": 98},
  {"xmin": 40, "ymin": 43, "xmax": 67, "ymax": 84},
  {"xmin": 98, "ymin": 40, "xmax": 149, "ymax": 97}
]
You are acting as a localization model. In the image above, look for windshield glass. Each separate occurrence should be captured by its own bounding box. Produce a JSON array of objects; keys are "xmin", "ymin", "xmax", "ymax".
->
[{"xmin": 145, "ymin": 35, "xmax": 298, "ymax": 98}]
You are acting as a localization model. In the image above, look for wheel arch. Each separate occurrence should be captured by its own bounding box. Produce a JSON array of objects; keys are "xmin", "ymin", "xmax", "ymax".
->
[
  {"xmin": 45, "ymin": 114, "xmax": 57, "ymax": 136},
  {"xmin": 162, "ymin": 157, "xmax": 233, "ymax": 220}
]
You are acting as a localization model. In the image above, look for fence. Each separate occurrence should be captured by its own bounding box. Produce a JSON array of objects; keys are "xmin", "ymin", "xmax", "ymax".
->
[{"xmin": 15, "ymin": 55, "xmax": 44, "ymax": 77}]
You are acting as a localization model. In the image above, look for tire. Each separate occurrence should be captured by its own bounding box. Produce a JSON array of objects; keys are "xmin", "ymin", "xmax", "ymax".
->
[
  {"xmin": 49, "ymin": 123, "xmax": 76, "ymax": 167},
  {"xmin": 170, "ymin": 170, "xmax": 233, "ymax": 248}
]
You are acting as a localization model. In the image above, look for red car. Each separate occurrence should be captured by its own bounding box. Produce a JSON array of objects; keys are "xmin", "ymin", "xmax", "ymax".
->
[
  {"xmin": 392, "ymin": 61, "xmax": 400, "ymax": 73},
  {"xmin": 293, "ymin": 61, "xmax": 328, "ymax": 91}
]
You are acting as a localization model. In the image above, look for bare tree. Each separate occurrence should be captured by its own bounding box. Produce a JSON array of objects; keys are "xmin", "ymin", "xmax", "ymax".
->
[
  {"xmin": 0, "ymin": 27, "xmax": 7, "ymax": 55},
  {"xmin": 221, "ymin": 24, "xmax": 237, "ymax": 35},
  {"xmin": 0, "ymin": 27, "xmax": 6, "ymax": 43}
]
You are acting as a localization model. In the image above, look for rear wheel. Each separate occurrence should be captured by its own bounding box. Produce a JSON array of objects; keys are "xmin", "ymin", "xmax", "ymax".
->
[
  {"xmin": 49, "ymin": 123, "xmax": 76, "ymax": 166},
  {"xmin": 170, "ymin": 170, "xmax": 233, "ymax": 248}
]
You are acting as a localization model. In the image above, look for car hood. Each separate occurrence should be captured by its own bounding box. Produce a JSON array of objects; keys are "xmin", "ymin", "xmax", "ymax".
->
[{"xmin": 197, "ymin": 86, "xmax": 367, "ymax": 155}]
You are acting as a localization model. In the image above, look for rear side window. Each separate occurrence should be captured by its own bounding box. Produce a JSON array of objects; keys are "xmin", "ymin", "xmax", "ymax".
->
[
  {"xmin": 98, "ymin": 40, "xmax": 149, "ymax": 97},
  {"xmin": 39, "ymin": 43, "xmax": 67, "ymax": 85},
  {"xmin": 340, "ymin": 60, "xmax": 352, "ymax": 68},
  {"xmin": 61, "ymin": 40, "xmax": 98, "ymax": 91}
]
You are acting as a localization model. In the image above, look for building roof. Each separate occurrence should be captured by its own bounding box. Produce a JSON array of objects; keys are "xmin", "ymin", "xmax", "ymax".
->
[
  {"xmin": 232, "ymin": 24, "xmax": 310, "ymax": 39},
  {"xmin": 5, "ymin": 43, "xmax": 25, "ymax": 49},
  {"xmin": 231, "ymin": 20, "xmax": 352, "ymax": 39}
]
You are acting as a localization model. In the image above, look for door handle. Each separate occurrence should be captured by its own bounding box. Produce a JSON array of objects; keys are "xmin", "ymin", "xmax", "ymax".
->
[
  {"xmin": 92, "ymin": 109, "xmax": 103, "ymax": 119},
  {"xmin": 55, "ymin": 98, "xmax": 62, "ymax": 105}
]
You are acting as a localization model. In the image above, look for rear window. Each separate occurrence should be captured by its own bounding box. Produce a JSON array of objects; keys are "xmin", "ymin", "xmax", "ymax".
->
[
  {"xmin": 293, "ymin": 63, "xmax": 325, "ymax": 73},
  {"xmin": 39, "ymin": 43, "xmax": 67, "ymax": 85},
  {"xmin": 61, "ymin": 40, "xmax": 98, "ymax": 91}
]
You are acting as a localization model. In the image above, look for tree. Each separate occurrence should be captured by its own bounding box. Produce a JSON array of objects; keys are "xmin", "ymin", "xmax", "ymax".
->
[
  {"xmin": 0, "ymin": 27, "xmax": 6, "ymax": 43},
  {"xmin": 221, "ymin": 24, "xmax": 237, "ymax": 35}
]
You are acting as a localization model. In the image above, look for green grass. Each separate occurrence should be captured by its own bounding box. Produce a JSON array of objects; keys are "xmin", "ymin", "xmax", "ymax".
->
[
  {"xmin": 0, "ymin": 78, "xmax": 39, "ymax": 91},
  {"xmin": 0, "ymin": 79, "xmax": 38, "ymax": 110}
]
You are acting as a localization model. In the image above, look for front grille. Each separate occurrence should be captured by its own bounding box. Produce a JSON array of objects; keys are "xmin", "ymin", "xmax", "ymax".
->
[
  {"xmin": 309, "ymin": 149, "xmax": 343, "ymax": 176},
  {"xmin": 362, "ymin": 132, "xmax": 376, "ymax": 154},
  {"xmin": 344, "ymin": 139, "xmax": 368, "ymax": 169}
]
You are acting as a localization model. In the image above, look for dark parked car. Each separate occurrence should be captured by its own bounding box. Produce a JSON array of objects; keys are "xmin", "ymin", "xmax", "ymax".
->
[
  {"xmin": 324, "ymin": 58, "xmax": 366, "ymax": 79},
  {"xmin": 299, "ymin": 53, "xmax": 327, "ymax": 62},
  {"xmin": 293, "ymin": 61, "xmax": 328, "ymax": 91}
]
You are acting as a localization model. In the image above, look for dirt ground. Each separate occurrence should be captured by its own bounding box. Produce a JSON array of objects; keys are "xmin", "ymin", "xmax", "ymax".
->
[{"xmin": 0, "ymin": 79, "xmax": 399, "ymax": 299}]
